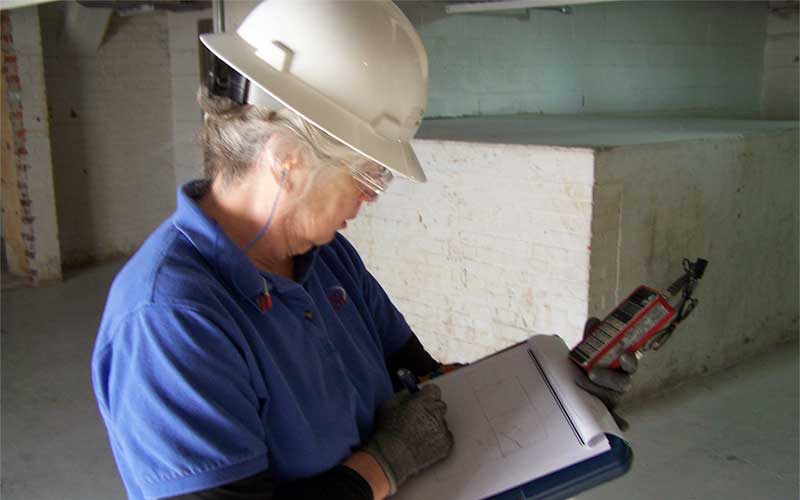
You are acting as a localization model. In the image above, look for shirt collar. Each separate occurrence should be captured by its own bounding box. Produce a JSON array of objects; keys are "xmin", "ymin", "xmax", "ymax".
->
[{"xmin": 172, "ymin": 180, "xmax": 320, "ymax": 306}]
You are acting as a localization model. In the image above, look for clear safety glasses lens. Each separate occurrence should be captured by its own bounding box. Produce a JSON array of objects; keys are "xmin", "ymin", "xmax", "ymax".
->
[{"xmin": 350, "ymin": 162, "xmax": 393, "ymax": 202}]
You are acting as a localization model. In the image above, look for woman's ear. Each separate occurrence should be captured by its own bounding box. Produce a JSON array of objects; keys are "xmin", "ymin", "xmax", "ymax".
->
[
  {"xmin": 260, "ymin": 134, "xmax": 298, "ymax": 185},
  {"xmin": 274, "ymin": 153, "xmax": 305, "ymax": 192}
]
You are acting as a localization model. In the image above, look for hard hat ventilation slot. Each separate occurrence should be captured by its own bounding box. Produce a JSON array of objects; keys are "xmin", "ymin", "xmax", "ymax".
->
[{"xmin": 256, "ymin": 41, "xmax": 295, "ymax": 74}]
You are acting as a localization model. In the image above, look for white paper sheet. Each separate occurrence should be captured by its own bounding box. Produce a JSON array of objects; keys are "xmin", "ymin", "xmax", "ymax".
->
[
  {"xmin": 527, "ymin": 335, "xmax": 621, "ymax": 447},
  {"xmin": 392, "ymin": 335, "xmax": 619, "ymax": 500}
]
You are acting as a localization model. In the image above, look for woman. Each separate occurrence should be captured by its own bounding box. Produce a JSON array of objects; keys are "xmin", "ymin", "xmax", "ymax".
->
[{"xmin": 92, "ymin": 1, "xmax": 452, "ymax": 499}]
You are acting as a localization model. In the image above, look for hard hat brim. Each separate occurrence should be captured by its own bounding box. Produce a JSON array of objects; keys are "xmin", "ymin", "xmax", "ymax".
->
[{"xmin": 200, "ymin": 32, "xmax": 427, "ymax": 183}]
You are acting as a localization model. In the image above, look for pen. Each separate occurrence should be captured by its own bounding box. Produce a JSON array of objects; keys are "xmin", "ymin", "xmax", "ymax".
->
[{"xmin": 396, "ymin": 368, "xmax": 419, "ymax": 393}]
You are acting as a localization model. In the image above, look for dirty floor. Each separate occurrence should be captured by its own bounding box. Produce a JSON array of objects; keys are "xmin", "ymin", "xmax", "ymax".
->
[{"xmin": 2, "ymin": 260, "xmax": 798, "ymax": 500}]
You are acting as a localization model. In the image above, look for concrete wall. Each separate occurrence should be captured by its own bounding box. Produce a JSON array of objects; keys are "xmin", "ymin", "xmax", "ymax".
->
[
  {"xmin": 40, "ymin": 4, "xmax": 175, "ymax": 267},
  {"xmin": 399, "ymin": 1, "xmax": 768, "ymax": 118},
  {"xmin": 345, "ymin": 124, "xmax": 798, "ymax": 394},
  {"xmin": 344, "ymin": 141, "xmax": 596, "ymax": 362},
  {"xmin": 762, "ymin": 3, "xmax": 799, "ymax": 119},
  {"xmin": 2, "ymin": 7, "xmax": 62, "ymax": 282},
  {"xmin": 590, "ymin": 130, "xmax": 799, "ymax": 399}
]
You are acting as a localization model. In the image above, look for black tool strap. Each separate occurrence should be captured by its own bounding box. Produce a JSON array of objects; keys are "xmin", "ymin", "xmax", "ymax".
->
[{"xmin": 646, "ymin": 258, "xmax": 708, "ymax": 351}]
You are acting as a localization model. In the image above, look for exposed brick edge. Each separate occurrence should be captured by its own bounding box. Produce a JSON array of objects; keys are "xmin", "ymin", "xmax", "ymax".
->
[{"xmin": 2, "ymin": 12, "xmax": 38, "ymax": 281}]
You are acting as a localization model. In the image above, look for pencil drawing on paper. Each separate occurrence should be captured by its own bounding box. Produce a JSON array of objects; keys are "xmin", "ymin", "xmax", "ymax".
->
[
  {"xmin": 430, "ymin": 366, "xmax": 551, "ymax": 487},
  {"xmin": 472, "ymin": 374, "xmax": 548, "ymax": 457}
]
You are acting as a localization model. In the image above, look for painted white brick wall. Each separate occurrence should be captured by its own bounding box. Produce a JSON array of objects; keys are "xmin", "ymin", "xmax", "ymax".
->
[
  {"xmin": 167, "ymin": 8, "xmax": 212, "ymax": 187},
  {"xmin": 344, "ymin": 141, "xmax": 596, "ymax": 363},
  {"xmin": 399, "ymin": 1, "xmax": 769, "ymax": 118},
  {"xmin": 40, "ymin": 5, "xmax": 175, "ymax": 266},
  {"xmin": 762, "ymin": 4, "xmax": 799, "ymax": 119},
  {"xmin": 591, "ymin": 130, "xmax": 799, "ymax": 399},
  {"xmin": 345, "ymin": 121, "xmax": 797, "ymax": 394},
  {"xmin": 8, "ymin": 6, "xmax": 61, "ymax": 281}
]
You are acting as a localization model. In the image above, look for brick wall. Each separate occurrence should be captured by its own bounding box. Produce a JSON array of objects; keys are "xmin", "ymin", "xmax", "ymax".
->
[
  {"xmin": 3, "ymin": 7, "xmax": 61, "ymax": 282},
  {"xmin": 40, "ymin": 4, "xmax": 175, "ymax": 266},
  {"xmin": 344, "ymin": 140, "xmax": 596, "ymax": 363},
  {"xmin": 399, "ymin": 1, "xmax": 768, "ymax": 118},
  {"xmin": 345, "ymin": 125, "xmax": 797, "ymax": 392}
]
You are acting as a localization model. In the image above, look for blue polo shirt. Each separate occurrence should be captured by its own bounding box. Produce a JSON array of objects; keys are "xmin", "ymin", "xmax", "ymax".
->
[{"xmin": 91, "ymin": 180, "xmax": 413, "ymax": 500}]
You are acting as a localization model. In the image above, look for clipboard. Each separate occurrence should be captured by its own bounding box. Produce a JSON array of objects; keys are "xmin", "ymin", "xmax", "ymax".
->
[
  {"xmin": 487, "ymin": 433, "xmax": 633, "ymax": 500},
  {"xmin": 393, "ymin": 335, "xmax": 633, "ymax": 500}
]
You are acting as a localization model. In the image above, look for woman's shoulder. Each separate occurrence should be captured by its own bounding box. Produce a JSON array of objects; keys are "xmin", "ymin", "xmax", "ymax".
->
[{"xmin": 100, "ymin": 221, "xmax": 230, "ymax": 336}]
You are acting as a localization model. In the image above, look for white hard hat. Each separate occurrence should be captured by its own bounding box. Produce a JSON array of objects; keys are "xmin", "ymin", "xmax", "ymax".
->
[{"xmin": 200, "ymin": 0, "xmax": 429, "ymax": 182}]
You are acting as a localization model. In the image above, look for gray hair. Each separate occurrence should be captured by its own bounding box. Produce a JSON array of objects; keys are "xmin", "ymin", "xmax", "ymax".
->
[{"xmin": 197, "ymin": 88, "xmax": 362, "ymax": 185}]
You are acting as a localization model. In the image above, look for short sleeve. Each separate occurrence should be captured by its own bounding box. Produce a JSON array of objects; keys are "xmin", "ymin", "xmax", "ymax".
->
[{"xmin": 93, "ymin": 304, "xmax": 269, "ymax": 499}]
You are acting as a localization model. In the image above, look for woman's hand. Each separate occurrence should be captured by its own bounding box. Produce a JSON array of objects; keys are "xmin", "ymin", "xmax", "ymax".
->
[
  {"xmin": 574, "ymin": 317, "xmax": 638, "ymax": 430},
  {"xmin": 363, "ymin": 384, "xmax": 453, "ymax": 495}
]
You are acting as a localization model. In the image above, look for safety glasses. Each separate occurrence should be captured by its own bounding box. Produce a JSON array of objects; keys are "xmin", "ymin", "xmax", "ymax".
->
[{"xmin": 347, "ymin": 160, "xmax": 394, "ymax": 202}]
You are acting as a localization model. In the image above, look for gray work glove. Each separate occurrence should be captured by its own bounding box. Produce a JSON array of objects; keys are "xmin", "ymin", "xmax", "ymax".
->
[
  {"xmin": 575, "ymin": 317, "xmax": 638, "ymax": 430},
  {"xmin": 364, "ymin": 384, "xmax": 454, "ymax": 494}
]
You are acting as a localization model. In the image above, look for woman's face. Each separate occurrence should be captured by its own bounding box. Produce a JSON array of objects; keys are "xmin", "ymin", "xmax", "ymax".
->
[{"xmin": 293, "ymin": 167, "xmax": 368, "ymax": 247}]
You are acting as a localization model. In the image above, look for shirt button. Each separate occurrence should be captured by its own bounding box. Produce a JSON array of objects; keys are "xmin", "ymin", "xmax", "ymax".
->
[{"xmin": 303, "ymin": 310, "xmax": 313, "ymax": 320}]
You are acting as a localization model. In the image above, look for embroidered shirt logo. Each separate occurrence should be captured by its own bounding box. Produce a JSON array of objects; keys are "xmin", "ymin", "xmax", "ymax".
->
[{"xmin": 326, "ymin": 286, "xmax": 348, "ymax": 310}]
